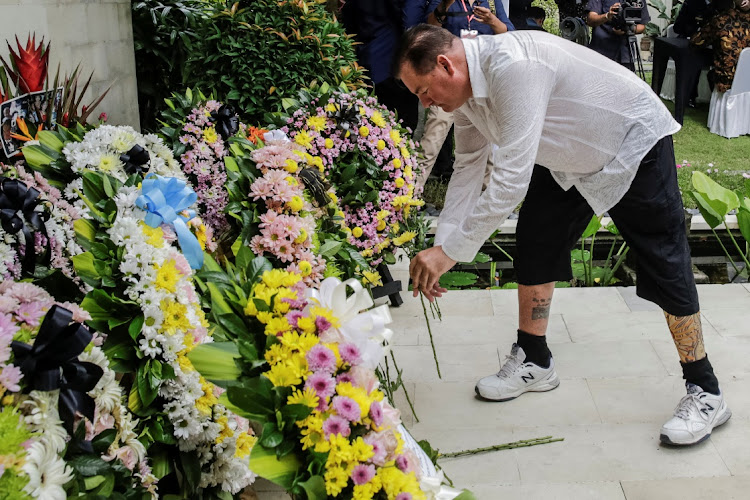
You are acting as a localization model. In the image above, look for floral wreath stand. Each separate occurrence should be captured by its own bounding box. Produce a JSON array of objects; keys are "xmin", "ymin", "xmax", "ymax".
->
[{"xmin": 370, "ymin": 263, "xmax": 404, "ymax": 307}]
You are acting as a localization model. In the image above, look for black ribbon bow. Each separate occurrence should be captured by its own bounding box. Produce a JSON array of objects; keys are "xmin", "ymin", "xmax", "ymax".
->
[
  {"xmin": 0, "ymin": 177, "xmax": 50, "ymax": 274},
  {"xmin": 120, "ymin": 144, "xmax": 151, "ymax": 175},
  {"xmin": 210, "ymin": 104, "xmax": 240, "ymax": 140},
  {"xmin": 11, "ymin": 305, "xmax": 104, "ymax": 435},
  {"xmin": 298, "ymin": 166, "xmax": 331, "ymax": 207}
]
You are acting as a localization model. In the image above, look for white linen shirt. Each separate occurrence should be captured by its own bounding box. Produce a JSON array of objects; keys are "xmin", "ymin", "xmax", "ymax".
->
[{"xmin": 435, "ymin": 31, "xmax": 681, "ymax": 263}]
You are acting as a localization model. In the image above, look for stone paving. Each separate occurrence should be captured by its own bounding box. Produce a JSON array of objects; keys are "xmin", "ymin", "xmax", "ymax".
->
[{"xmin": 251, "ymin": 282, "xmax": 750, "ymax": 499}]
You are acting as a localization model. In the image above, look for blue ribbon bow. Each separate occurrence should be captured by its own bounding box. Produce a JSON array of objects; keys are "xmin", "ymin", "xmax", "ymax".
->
[{"xmin": 135, "ymin": 174, "xmax": 204, "ymax": 270}]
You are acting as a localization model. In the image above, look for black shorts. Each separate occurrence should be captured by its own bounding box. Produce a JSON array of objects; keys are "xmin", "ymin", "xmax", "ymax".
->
[{"xmin": 514, "ymin": 136, "xmax": 699, "ymax": 316}]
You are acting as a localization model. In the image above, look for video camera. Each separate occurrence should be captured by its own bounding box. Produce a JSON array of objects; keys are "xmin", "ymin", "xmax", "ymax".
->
[{"xmin": 610, "ymin": 0, "xmax": 643, "ymax": 34}]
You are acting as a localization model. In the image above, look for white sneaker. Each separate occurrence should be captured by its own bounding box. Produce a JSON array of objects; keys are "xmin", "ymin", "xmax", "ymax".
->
[
  {"xmin": 475, "ymin": 344, "xmax": 560, "ymax": 401},
  {"xmin": 660, "ymin": 383, "xmax": 731, "ymax": 446}
]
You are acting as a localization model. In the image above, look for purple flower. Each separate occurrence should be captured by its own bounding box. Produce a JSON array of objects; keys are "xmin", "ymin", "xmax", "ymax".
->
[
  {"xmin": 396, "ymin": 494, "xmax": 413, "ymax": 500},
  {"xmin": 332, "ymin": 395, "xmax": 361, "ymax": 422},
  {"xmin": 336, "ymin": 372, "xmax": 354, "ymax": 385},
  {"xmin": 339, "ymin": 343, "xmax": 361, "ymax": 365},
  {"xmin": 395, "ymin": 454, "xmax": 411, "ymax": 472},
  {"xmin": 350, "ymin": 463, "xmax": 375, "ymax": 485},
  {"xmin": 369, "ymin": 400, "xmax": 383, "ymax": 427},
  {"xmin": 0, "ymin": 364, "xmax": 23, "ymax": 392},
  {"xmin": 322, "ymin": 414, "xmax": 350, "ymax": 438},
  {"xmin": 305, "ymin": 371, "xmax": 337, "ymax": 400},
  {"xmin": 306, "ymin": 344, "xmax": 337, "ymax": 372},
  {"xmin": 314, "ymin": 315, "xmax": 332, "ymax": 333},
  {"xmin": 15, "ymin": 301, "xmax": 47, "ymax": 327}
]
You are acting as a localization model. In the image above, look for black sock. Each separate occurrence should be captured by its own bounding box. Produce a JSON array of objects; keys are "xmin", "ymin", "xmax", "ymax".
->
[
  {"xmin": 517, "ymin": 329, "xmax": 551, "ymax": 368},
  {"xmin": 681, "ymin": 356, "xmax": 720, "ymax": 395}
]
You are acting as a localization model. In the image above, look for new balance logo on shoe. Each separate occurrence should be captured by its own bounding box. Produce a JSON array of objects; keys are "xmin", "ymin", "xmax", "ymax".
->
[
  {"xmin": 700, "ymin": 403, "xmax": 715, "ymax": 416},
  {"xmin": 521, "ymin": 373, "xmax": 535, "ymax": 383}
]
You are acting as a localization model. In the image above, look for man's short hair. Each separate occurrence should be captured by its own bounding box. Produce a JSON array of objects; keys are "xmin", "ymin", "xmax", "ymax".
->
[
  {"xmin": 528, "ymin": 6, "xmax": 546, "ymax": 21},
  {"xmin": 393, "ymin": 24, "xmax": 456, "ymax": 78}
]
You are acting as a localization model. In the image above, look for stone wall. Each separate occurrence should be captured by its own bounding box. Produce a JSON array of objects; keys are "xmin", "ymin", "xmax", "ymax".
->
[{"xmin": 0, "ymin": 0, "xmax": 140, "ymax": 129}]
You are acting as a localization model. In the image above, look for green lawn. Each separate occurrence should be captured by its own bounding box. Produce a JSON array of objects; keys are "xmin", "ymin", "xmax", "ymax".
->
[{"xmin": 422, "ymin": 96, "xmax": 750, "ymax": 210}]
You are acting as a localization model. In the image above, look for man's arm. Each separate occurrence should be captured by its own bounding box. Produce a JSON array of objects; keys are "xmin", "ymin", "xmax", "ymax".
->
[
  {"xmin": 427, "ymin": 0, "xmax": 454, "ymax": 25},
  {"xmin": 587, "ymin": 1, "xmax": 619, "ymax": 27},
  {"xmin": 402, "ymin": 0, "xmax": 428, "ymax": 29},
  {"xmin": 441, "ymin": 60, "xmax": 555, "ymax": 263}
]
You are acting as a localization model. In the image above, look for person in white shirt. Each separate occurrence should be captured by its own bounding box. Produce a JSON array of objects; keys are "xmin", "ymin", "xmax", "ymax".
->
[{"xmin": 395, "ymin": 24, "xmax": 731, "ymax": 446}]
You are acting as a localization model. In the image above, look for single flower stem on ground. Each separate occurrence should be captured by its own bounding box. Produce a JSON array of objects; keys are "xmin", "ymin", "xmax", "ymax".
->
[
  {"xmin": 438, "ymin": 436, "xmax": 564, "ymax": 459},
  {"xmin": 490, "ymin": 240, "xmax": 514, "ymax": 263},
  {"xmin": 724, "ymin": 226, "xmax": 750, "ymax": 271},
  {"xmin": 389, "ymin": 350, "xmax": 419, "ymax": 422},
  {"xmin": 420, "ymin": 292, "xmax": 442, "ymax": 379}
]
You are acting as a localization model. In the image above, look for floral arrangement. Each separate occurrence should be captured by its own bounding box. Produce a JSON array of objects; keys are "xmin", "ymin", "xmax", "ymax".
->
[
  {"xmin": 190, "ymin": 252, "xmax": 471, "ymax": 499},
  {"xmin": 0, "ymin": 281, "xmax": 155, "ymax": 499},
  {"xmin": 71, "ymin": 170, "xmax": 256, "ymax": 496},
  {"xmin": 159, "ymin": 89, "xmax": 245, "ymax": 234},
  {"xmin": 0, "ymin": 162, "xmax": 87, "ymax": 293},
  {"xmin": 280, "ymin": 87, "xmax": 425, "ymax": 266}
]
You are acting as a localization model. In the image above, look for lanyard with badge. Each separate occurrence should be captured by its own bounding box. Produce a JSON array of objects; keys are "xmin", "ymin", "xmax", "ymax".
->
[{"xmin": 458, "ymin": 0, "xmax": 479, "ymax": 38}]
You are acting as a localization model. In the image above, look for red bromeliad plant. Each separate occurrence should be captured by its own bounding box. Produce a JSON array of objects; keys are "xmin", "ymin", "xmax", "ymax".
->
[{"xmin": 0, "ymin": 34, "xmax": 50, "ymax": 94}]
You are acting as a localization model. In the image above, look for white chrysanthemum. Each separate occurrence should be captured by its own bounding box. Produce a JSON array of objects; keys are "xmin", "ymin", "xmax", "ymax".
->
[
  {"xmin": 79, "ymin": 347, "xmax": 122, "ymax": 413},
  {"xmin": 22, "ymin": 440, "xmax": 74, "ymax": 500},
  {"xmin": 23, "ymin": 391, "xmax": 68, "ymax": 453}
]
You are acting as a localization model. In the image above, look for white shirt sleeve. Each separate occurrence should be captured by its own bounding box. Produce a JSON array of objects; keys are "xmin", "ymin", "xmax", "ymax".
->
[{"xmin": 440, "ymin": 60, "xmax": 557, "ymax": 263}]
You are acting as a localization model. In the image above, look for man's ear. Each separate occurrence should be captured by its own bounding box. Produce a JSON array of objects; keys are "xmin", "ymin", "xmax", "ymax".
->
[{"xmin": 436, "ymin": 54, "xmax": 454, "ymax": 76}]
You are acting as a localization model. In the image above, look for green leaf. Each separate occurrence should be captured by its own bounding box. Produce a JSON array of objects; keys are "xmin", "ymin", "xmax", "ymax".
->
[
  {"xmin": 581, "ymin": 215, "xmax": 602, "ymax": 239},
  {"xmin": 455, "ymin": 490, "xmax": 478, "ymax": 500},
  {"xmin": 690, "ymin": 191, "xmax": 724, "ymax": 229},
  {"xmin": 178, "ymin": 451, "xmax": 201, "ymax": 495},
  {"xmin": 83, "ymin": 475, "xmax": 106, "ymax": 490},
  {"xmin": 37, "ymin": 130, "xmax": 65, "ymax": 151},
  {"xmin": 319, "ymin": 240, "xmax": 342, "ymax": 257},
  {"xmin": 137, "ymin": 362, "xmax": 159, "ymax": 407},
  {"xmin": 72, "ymin": 252, "xmax": 100, "ymax": 282},
  {"xmin": 438, "ymin": 271, "xmax": 478, "ymax": 288},
  {"xmin": 691, "ymin": 170, "xmax": 739, "ymax": 219},
  {"xmin": 227, "ymin": 377, "xmax": 275, "ymax": 420},
  {"xmin": 260, "ymin": 422, "xmax": 284, "ymax": 448},
  {"xmin": 570, "ymin": 249, "xmax": 591, "ymax": 262},
  {"xmin": 247, "ymin": 256, "xmax": 273, "ymax": 283},
  {"xmin": 249, "ymin": 441, "xmax": 301, "ymax": 490},
  {"xmin": 460, "ymin": 252, "xmax": 490, "ymax": 265},
  {"xmin": 215, "ymin": 312, "xmax": 249, "ymax": 339},
  {"xmin": 737, "ymin": 199, "xmax": 750, "ymax": 243},
  {"xmin": 69, "ymin": 455, "xmax": 111, "ymax": 476},
  {"xmin": 74, "ymin": 218, "xmax": 97, "ymax": 249},
  {"xmin": 128, "ymin": 315, "xmax": 145, "ymax": 340},
  {"xmin": 298, "ymin": 475, "xmax": 327, "ymax": 500},
  {"xmin": 280, "ymin": 404, "xmax": 312, "ymax": 422},
  {"xmin": 187, "ymin": 342, "xmax": 242, "ymax": 388},
  {"xmin": 21, "ymin": 143, "xmax": 58, "ymax": 169}
]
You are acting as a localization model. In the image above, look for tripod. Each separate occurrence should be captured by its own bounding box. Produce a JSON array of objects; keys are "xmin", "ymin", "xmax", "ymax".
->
[{"xmin": 626, "ymin": 29, "xmax": 646, "ymax": 81}]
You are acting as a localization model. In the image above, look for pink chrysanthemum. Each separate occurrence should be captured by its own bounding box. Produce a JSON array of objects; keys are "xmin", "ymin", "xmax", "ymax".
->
[
  {"xmin": 339, "ymin": 343, "xmax": 361, "ymax": 365},
  {"xmin": 369, "ymin": 400, "xmax": 383, "ymax": 427},
  {"xmin": 395, "ymin": 454, "xmax": 411, "ymax": 472},
  {"xmin": 305, "ymin": 371, "xmax": 336, "ymax": 400},
  {"xmin": 322, "ymin": 414, "xmax": 350, "ymax": 438},
  {"xmin": 350, "ymin": 464, "xmax": 375, "ymax": 486},
  {"xmin": 332, "ymin": 395, "xmax": 361, "ymax": 422},
  {"xmin": 306, "ymin": 344, "xmax": 337, "ymax": 372},
  {"xmin": 336, "ymin": 372, "xmax": 354, "ymax": 385},
  {"xmin": 396, "ymin": 494, "xmax": 413, "ymax": 500},
  {"xmin": 314, "ymin": 315, "xmax": 332, "ymax": 333}
]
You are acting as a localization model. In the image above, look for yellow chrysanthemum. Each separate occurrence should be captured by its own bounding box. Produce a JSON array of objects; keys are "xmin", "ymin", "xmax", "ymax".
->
[
  {"xmin": 244, "ymin": 299, "xmax": 258, "ymax": 317},
  {"xmin": 310, "ymin": 156, "xmax": 325, "ymax": 172},
  {"xmin": 265, "ymin": 362, "xmax": 303, "ymax": 387},
  {"xmin": 404, "ymin": 165, "xmax": 413, "ymax": 180},
  {"xmin": 203, "ymin": 126, "xmax": 218, "ymax": 144},
  {"xmin": 324, "ymin": 138, "xmax": 334, "ymax": 149},
  {"xmin": 352, "ymin": 226, "xmax": 363, "ymax": 238},
  {"xmin": 262, "ymin": 269, "xmax": 302, "ymax": 289},
  {"xmin": 359, "ymin": 126, "xmax": 369, "ymax": 137},
  {"xmin": 159, "ymin": 300, "xmax": 191, "ymax": 335},
  {"xmin": 265, "ymin": 343, "xmax": 292, "ymax": 365},
  {"xmin": 286, "ymin": 176, "xmax": 298, "ymax": 186},
  {"xmin": 400, "ymin": 146, "xmax": 411, "ymax": 159},
  {"xmin": 295, "ymin": 130, "xmax": 313, "ymax": 149},
  {"xmin": 371, "ymin": 110, "xmax": 386, "ymax": 128},
  {"xmin": 273, "ymin": 287, "xmax": 298, "ymax": 314},
  {"xmin": 256, "ymin": 311, "xmax": 274, "ymax": 324},
  {"xmin": 361, "ymin": 270, "xmax": 383, "ymax": 286},
  {"xmin": 215, "ymin": 416, "xmax": 234, "ymax": 444},
  {"xmin": 376, "ymin": 219, "xmax": 386, "ymax": 231},
  {"xmin": 325, "ymin": 465, "xmax": 350, "ymax": 497},
  {"xmin": 351, "ymin": 437, "xmax": 375, "ymax": 463},
  {"xmin": 393, "ymin": 231, "xmax": 417, "ymax": 247},
  {"xmin": 298, "ymin": 260, "xmax": 312, "ymax": 276},
  {"xmin": 325, "ymin": 103, "xmax": 337, "ymax": 113},
  {"xmin": 296, "ymin": 316, "xmax": 317, "ymax": 335},
  {"xmin": 195, "ymin": 377, "xmax": 218, "ymax": 414},
  {"xmin": 306, "ymin": 115, "xmax": 327, "ymax": 132},
  {"xmin": 278, "ymin": 330, "xmax": 319, "ymax": 353},
  {"xmin": 288, "ymin": 195, "xmax": 304, "ymax": 212},
  {"xmin": 284, "ymin": 159, "xmax": 299, "ymax": 173},
  {"xmin": 376, "ymin": 139, "xmax": 386, "ymax": 150},
  {"xmin": 294, "ymin": 228, "xmax": 308, "ymax": 244},
  {"xmin": 177, "ymin": 353, "xmax": 194, "ymax": 373},
  {"xmin": 353, "ymin": 483, "xmax": 378, "ymax": 500},
  {"xmin": 235, "ymin": 431, "xmax": 257, "ymax": 458},
  {"xmin": 389, "ymin": 129, "xmax": 402, "ymax": 145},
  {"xmin": 265, "ymin": 316, "xmax": 292, "ymax": 336},
  {"xmin": 394, "ymin": 177, "xmax": 405, "ymax": 188},
  {"xmin": 287, "ymin": 387, "xmax": 320, "ymax": 408},
  {"xmin": 154, "ymin": 259, "xmax": 180, "ymax": 293},
  {"xmin": 140, "ymin": 222, "xmax": 164, "ymax": 247}
]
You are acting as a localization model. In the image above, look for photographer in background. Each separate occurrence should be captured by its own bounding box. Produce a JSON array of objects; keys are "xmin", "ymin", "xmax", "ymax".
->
[{"xmin": 587, "ymin": 0, "xmax": 650, "ymax": 70}]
